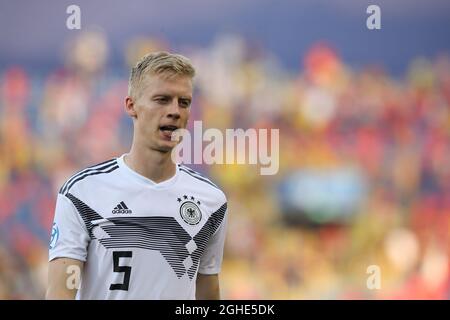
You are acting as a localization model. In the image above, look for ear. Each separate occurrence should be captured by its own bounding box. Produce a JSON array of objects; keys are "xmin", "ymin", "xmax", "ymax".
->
[{"xmin": 125, "ymin": 96, "xmax": 137, "ymax": 119}]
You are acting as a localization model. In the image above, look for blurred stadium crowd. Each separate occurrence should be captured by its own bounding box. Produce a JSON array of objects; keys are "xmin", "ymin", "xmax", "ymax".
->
[{"xmin": 0, "ymin": 32, "xmax": 449, "ymax": 299}]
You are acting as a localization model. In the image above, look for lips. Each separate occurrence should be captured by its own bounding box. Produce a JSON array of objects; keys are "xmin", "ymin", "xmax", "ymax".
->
[
  {"xmin": 159, "ymin": 125, "xmax": 179, "ymax": 140},
  {"xmin": 159, "ymin": 125, "xmax": 178, "ymax": 131}
]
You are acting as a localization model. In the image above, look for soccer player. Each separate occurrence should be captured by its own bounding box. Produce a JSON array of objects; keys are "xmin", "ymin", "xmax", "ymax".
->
[{"xmin": 46, "ymin": 52, "xmax": 228, "ymax": 300}]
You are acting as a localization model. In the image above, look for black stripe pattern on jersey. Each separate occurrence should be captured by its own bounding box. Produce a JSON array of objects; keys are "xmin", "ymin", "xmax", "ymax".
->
[
  {"xmin": 59, "ymin": 159, "xmax": 118, "ymax": 195},
  {"xmin": 100, "ymin": 216, "xmax": 192, "ymax": 278},
  {"xmin": 188, "ymin": 202, "xmax": 227, "ymax": 279},
  {"xmin": 65, "ymin": 193, "xmax": 227, "ymax": 280},
  {"xmin": 178, "ymin": 165, "xmax": 220, "ymax": 190},
  {"xmin": 65, "ymin": 193, "xmax": 104, "ymax": 239}
]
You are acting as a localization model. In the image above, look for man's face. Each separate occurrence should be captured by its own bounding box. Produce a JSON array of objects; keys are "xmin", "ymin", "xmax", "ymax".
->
[{"xmin": 129, "ymin": 73, "xmax": 193, "ymax": 153}]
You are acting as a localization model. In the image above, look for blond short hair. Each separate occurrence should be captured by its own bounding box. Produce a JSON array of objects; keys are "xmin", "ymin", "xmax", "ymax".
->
[{"xmin": 128, "ymin": 51, "xmax": 196, "ymax": 98}]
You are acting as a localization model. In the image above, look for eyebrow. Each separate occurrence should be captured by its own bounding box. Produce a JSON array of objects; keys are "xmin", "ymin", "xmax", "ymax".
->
[
  {"xmin": 152, "ymin": 93, "xmax": 191, "ymax": 98},
  {"xmin": 152, "ymin": 94, "xmax": 192, "ymax": 101}
]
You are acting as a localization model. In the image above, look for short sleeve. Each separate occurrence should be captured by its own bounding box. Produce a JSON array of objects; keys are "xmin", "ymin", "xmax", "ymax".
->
[
  {"xmin": 198, "ymin": 206, "xmax": 228, "ymax": 275},
  {"xmin": 49, "ymin": 193, "xmax": 90, "ymax": 262}
]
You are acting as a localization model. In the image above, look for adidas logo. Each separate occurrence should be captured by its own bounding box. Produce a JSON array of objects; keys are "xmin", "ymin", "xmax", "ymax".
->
[{"xmin": 112, "ymin": 201, "xmax": 132, "ymax": 214}]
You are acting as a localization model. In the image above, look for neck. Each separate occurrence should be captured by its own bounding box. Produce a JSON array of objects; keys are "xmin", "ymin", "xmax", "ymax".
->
[{"xmin": 124, "ymin": 142, "xmax": 176, "ymax": 183}]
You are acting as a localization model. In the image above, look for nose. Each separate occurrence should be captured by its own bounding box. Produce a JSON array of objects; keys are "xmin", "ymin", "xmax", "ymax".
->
[{"xmin": 166, "ymin": 98, "xmax": 181, "ymax": 120}]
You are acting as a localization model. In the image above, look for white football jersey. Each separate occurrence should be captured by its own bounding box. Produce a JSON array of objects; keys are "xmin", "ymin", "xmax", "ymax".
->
[{"xmin": 49, "ymin": 154, "xmax": 228, "ymax": 300}]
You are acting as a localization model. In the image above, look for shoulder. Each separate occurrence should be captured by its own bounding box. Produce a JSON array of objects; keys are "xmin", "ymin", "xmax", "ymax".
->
[
  {"xmin": 177, "ymin": 164, "xmax": 227, "ymax": 204},
  {"xmin": 58, "ymin": 158, "xmax": 119, "ymax": 196}
]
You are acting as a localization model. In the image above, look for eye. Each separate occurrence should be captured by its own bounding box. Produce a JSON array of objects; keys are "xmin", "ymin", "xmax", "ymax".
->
[
  {"xmin": 155, "ymin": 97, "xmax": 169, "ymax": 104},
  {"xmin": 179, "ymin": 99, "xmax": 191, "ymax": 108}
]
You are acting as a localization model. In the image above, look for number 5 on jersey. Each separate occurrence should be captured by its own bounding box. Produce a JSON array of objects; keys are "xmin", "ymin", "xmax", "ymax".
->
[{"xmin": 110, "ymin": 251, "xmax": 132, "ymax": 291}]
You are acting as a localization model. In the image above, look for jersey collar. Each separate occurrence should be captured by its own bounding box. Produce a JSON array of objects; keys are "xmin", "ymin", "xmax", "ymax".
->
[{"xmin": 117, "ymin": 154, "xmax": 180, "ymax": 189}]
